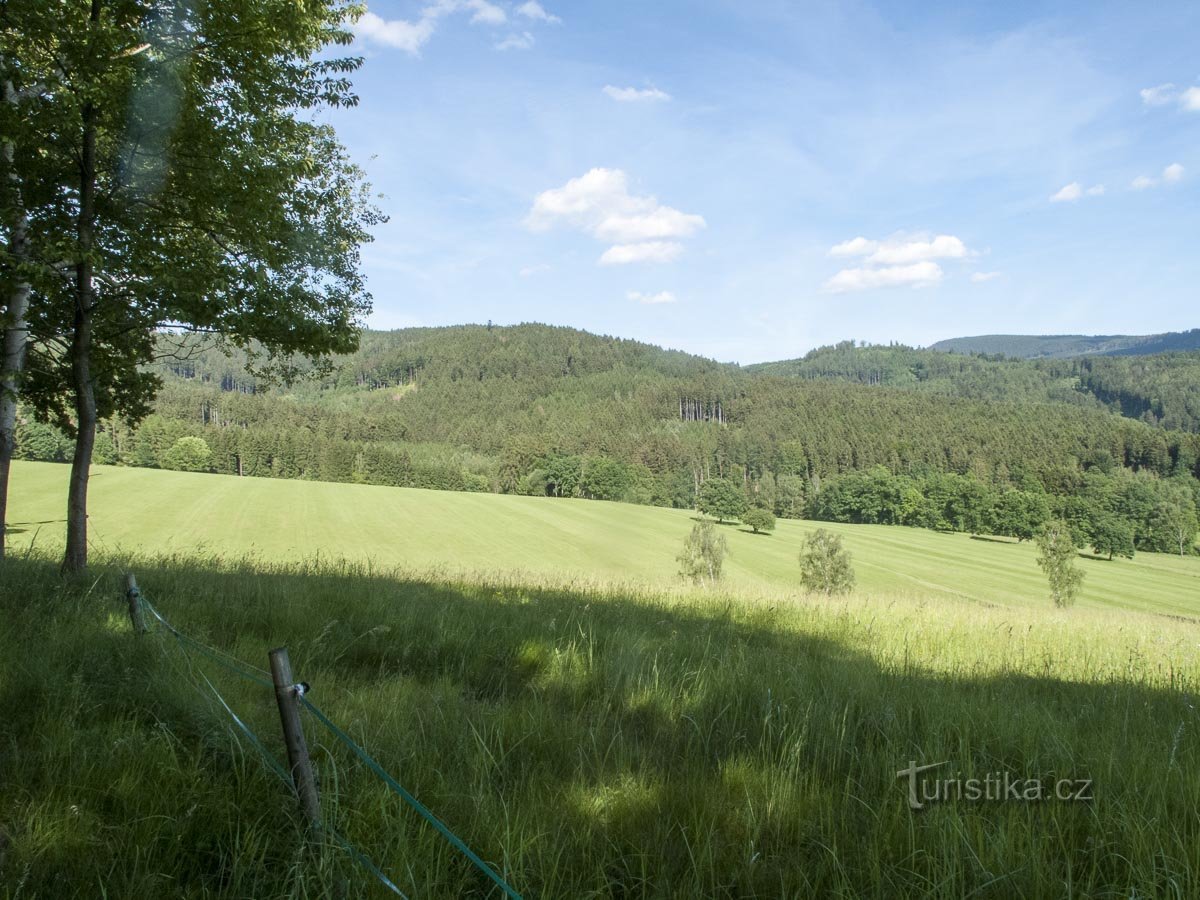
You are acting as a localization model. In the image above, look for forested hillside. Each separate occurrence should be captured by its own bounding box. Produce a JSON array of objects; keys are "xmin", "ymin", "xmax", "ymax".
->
[
  {"xmin": 749, "ymin": 341, "xmax": 1200, "ymax": 433},
  {"xmin": 13, "ymin": 324, "xmax": 1200, "ymax": 554},
  {"xmin": 928, "ymin": 328, "xmax": 1200, "ymax": 358}
]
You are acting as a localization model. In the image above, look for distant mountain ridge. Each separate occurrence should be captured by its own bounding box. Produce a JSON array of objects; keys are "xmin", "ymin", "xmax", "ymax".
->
[{"xmin": 927, "ymin": 329, "xmax": 1200, "ymax": 359}]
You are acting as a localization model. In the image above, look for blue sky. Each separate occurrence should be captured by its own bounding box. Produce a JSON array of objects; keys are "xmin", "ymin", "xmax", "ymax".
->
[{"xmin": 334, "ymin": 0, "xmax": 1199, "ymax": 363}]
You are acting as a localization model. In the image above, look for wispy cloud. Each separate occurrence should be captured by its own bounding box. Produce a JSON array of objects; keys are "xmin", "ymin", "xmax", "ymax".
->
[
  {"xmin": 628, "ymin": 290, "xmax": 678, "ymax": 305},
  {"xmin": 517, "ymin": 2, "xmax": 561, "ymax": 24},
  {"xmin": 1050, "ymin": 182, "xmax": 1081, "ymax": 202},
  {"xmin": 1049, "ymin": 182, "xmax": 1104, "ymax": 203},
  {"xmin": 1131, "ymin": 162, "xmax": 1185, "ymax": 190},
  {"xmin": 1140, "ymin": 83, "xmax": 1177, "ymax": 106},
  {"xmin": 601, "ymin": 243, "xmax": 684, "ymax": 265},
  {"xmin": 495, "ymin": 31, "xmax": 535, "ymax": 51},
  {"xmin": 528, "ymin": 168, "xmax": 705, "ymax": 265},
  {"xmin": 356, "ymin": 0, "xmax": 537, "ymax": 54},
  {"xmin": 1183, "ymin": 87, "xmax": 1200, "ymax": 111},
  {"xmin": 823, "ymin": 261, "xmax": 944, "ymax": 293},
  {"xmin": 603, "ymin": 85, "xmax": 671, "ymax": 102}
]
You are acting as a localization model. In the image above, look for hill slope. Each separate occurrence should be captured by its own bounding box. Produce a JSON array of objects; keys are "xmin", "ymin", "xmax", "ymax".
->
[
  {"xmin": 747, "ymin": 340, "xmax": 1200, "ymax": 433},
  {"xmin": 929, "ymin": 328, "xmax": 1200, "ymax": 358},
  {"xmin": 10, "ymin": 461, "xmax": 1199, "ymax": 616}
]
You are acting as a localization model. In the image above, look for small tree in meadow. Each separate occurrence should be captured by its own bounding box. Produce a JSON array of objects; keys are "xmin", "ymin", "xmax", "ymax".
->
[
  {"xmin": 799, "ymin": 528, "xmax": 855, "ymax": 596},
  {"xmin": 743, "ymin": 507, "xmax": 776, "ymax": 534},
  {"xmin": 697, "ymin": 478, "xmax": 748, "ymax": 523},
  {"xmin": 1089, "ymin": 513, "xmax": 1134, "ymax": 561},
  {"xmin": 1036, "ymin": 519, "xmax": 1084, "ymax": 607},
  {"xmin": 678, "ymin": 520, "xmax": 728, "ymax": 585},
  {"xmin": 162, "ymin": 437, "xmax": 212, "ymax": 473}
]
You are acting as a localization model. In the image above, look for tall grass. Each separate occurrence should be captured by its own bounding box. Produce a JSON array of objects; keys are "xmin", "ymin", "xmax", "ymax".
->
[{"xmin": 2, "ymin": 552, "xmax": 1198, "ymax": 898}]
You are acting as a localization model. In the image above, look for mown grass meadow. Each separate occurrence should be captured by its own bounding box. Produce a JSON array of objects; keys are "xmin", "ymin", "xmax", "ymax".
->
[{"xmin": 8, "ymin": 461, "xmax": 1200, "ymax": 615}]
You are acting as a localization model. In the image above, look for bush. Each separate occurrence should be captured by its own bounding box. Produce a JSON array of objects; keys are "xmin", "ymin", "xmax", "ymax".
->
[
  {"xmin": 161, "ymin": 436, "xmax": 212, "ymax": 473},
  {"xmin": 677, "ymin": 520, "xmax": 728, "ymax": 584},
  {"xmin": 743, "ymin": 507, "xmax": 776, "ymax": 534},
  {"xmin": 799, "ymin": 528, "xmax": 855, "ymax": 596}
]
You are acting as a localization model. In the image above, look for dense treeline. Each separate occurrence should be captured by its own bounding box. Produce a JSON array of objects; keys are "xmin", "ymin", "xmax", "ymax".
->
[
  {"xmin": 13, "ymin": 324, "xmax": 1200, "ymax": 552},
  {"xmin": 749, "ymin": 341, "xmax": 1200, "ymax": 433}
]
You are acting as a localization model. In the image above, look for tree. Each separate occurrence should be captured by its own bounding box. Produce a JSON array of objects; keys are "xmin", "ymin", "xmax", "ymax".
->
[
  {"xmin": 1152, "ymin": 494, "xmax": 1198, "ymax": 557},
  {"xmin": 742, "ymin": 506, "xmax": 776, "ymax": 534},
  {"xmin": 697, "ymin": 477, "xmax": 747, "ymax": 523},
  {"xmin": 988, "ymin": 489, "xmax": 1050, "ymax": 542},
  {"xmin": 579, "ymin": 456, "xmax": 631, "ymax": 501},
  {"xmin": 799, "ymin": 528, "xmax": 855, "ymax": 596},
  {"xmin": 677, "ymin": 520, "xmax": 728, "ymax": 584},
  {"xmin": 161, "ymin": 436, "xmax": 211, "ymax": 473},
  {"xmin": 0, "ymin": 70, "xmax": 36, "ymax": 559},
  {"xmin": 1088, "ymin": 513, "xmax": 1134, "ymax": 561},
  {"xmin": 1036, "ymin": 519, "xmax": 1084, "ymax": 607},
  {"xmin": 6, "ymin": 0, "xmax": 382, "ymax": 570}
]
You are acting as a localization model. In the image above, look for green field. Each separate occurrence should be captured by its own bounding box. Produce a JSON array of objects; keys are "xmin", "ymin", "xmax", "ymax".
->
[
  {"xmin": 6, "ymin": 461, "xmax": 1200, "ymax": 897},
  {"xmin": 9, "ymin": 460, "xmax": 1200, "ymax": 617}
]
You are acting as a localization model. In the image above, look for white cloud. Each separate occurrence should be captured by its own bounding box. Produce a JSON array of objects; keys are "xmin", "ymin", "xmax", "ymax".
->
[
  {"xmin": 1181, "ymin": 86, "xmax": 1200, "ymax": 111},
  {"xmin": 495, "ymin": 31, "xmax": 535, "ymax": 51},
  {"xmin": 1140, "ymin": 83, "xmax": 1177, "ymax": 106},
  {"xmin": 603, "ymin": 85, "xmax": 671, "ymax": 102},
  {"xmin": 1050, "ymin": 182, "xmax": 1082, "ymax": 202},
  {"xmin": 869, "ymin": 235, "xmax": 968, "ymax": 265},
  {"xmin": 829, "ymin": 236, "xmax": 877, "ymax": 257},
  {"xmin": 970, "ymin": 271, "xmax": 1002, "ymax": 283},
  {"xmin": 519, "ymin": 264, "xmax": 550, "ymax": 277},
  {"xmin": 528, "ymin": 168, "xmax": 705, "ymax": 265},
  {"xmin": 821, "ymin": 232, "xmax": 975, "ymax": 293},
  {"xmin": 601, "ymin": 242, "xmax": 685, "ymax": 265},
  {"xmin": 355, "ymin": 1, "xmax": 509, "ymax": 54},
  {"xmin": 464, "ymin": 0, "xmax": 507, "ymax": 25},
  {"xmin": 354, "ymin": 11, "xmax": 437, "ymax": 54},
  {"xmin": 628, "ymin": 290, "xmax": 677, "ymax": 305},
  {"xmin": 517, "ymin": 1, "xmax": 561, "ymax": 24},
  {"xmin": 823, "ymin": 261, "xmax": 944, "ymax": 293},
  {"xmin": 1132, "ymin": 164, "xmax": 1186, "ymax": 190},
  {"xmin": 1048, "ymin": 182, "xmax": 1105, "ymax": 203},
  {"xmin": 827, "ymin": 234, "xmax": 969, "ymax": 265}
]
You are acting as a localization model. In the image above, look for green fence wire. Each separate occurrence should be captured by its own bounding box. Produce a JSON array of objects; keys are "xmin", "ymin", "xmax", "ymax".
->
[
  {"xmin": 138, "ymin": 592, "xmax": 522, "ymax": 899},
  {"xmin": 300, "ymin": 695, "xmax": 523, "ymax": 900},
  {"xmin": 142, "ymin": 596, "xmax": 409, "ymax": 897}
]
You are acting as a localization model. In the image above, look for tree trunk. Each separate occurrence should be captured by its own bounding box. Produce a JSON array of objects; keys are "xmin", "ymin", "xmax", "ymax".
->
[
  {"xmin": 0, "ymin": 77, "xmax": 32, "ymax": 560},
  {"xmin": 62, "ymin": 86, "xmax": 98, "ymax": 574}
]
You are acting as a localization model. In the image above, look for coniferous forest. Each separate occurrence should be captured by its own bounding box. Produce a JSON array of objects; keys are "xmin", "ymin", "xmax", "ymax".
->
[{"xmin": 14, "ymin": 323, "xmax": 1200, "ymax": 555}]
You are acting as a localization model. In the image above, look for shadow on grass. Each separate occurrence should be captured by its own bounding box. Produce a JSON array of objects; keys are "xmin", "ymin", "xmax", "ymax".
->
[
  {"xmin": 968, "ymin": 534, "xmax": 1020, "ymax": 544},
  {"xmin": 1, "ymin": 553, "xmax": 1198, "ymax": 899}
]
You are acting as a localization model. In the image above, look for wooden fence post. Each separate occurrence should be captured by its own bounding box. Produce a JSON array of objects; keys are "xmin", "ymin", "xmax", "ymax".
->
[
  {"xmin": 268, "ymin": 646, "xmax": 321, "ymax": 825},
  {"xmin": 124, "ymin": 573, "xmax": 147, "ymax": 635}
]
